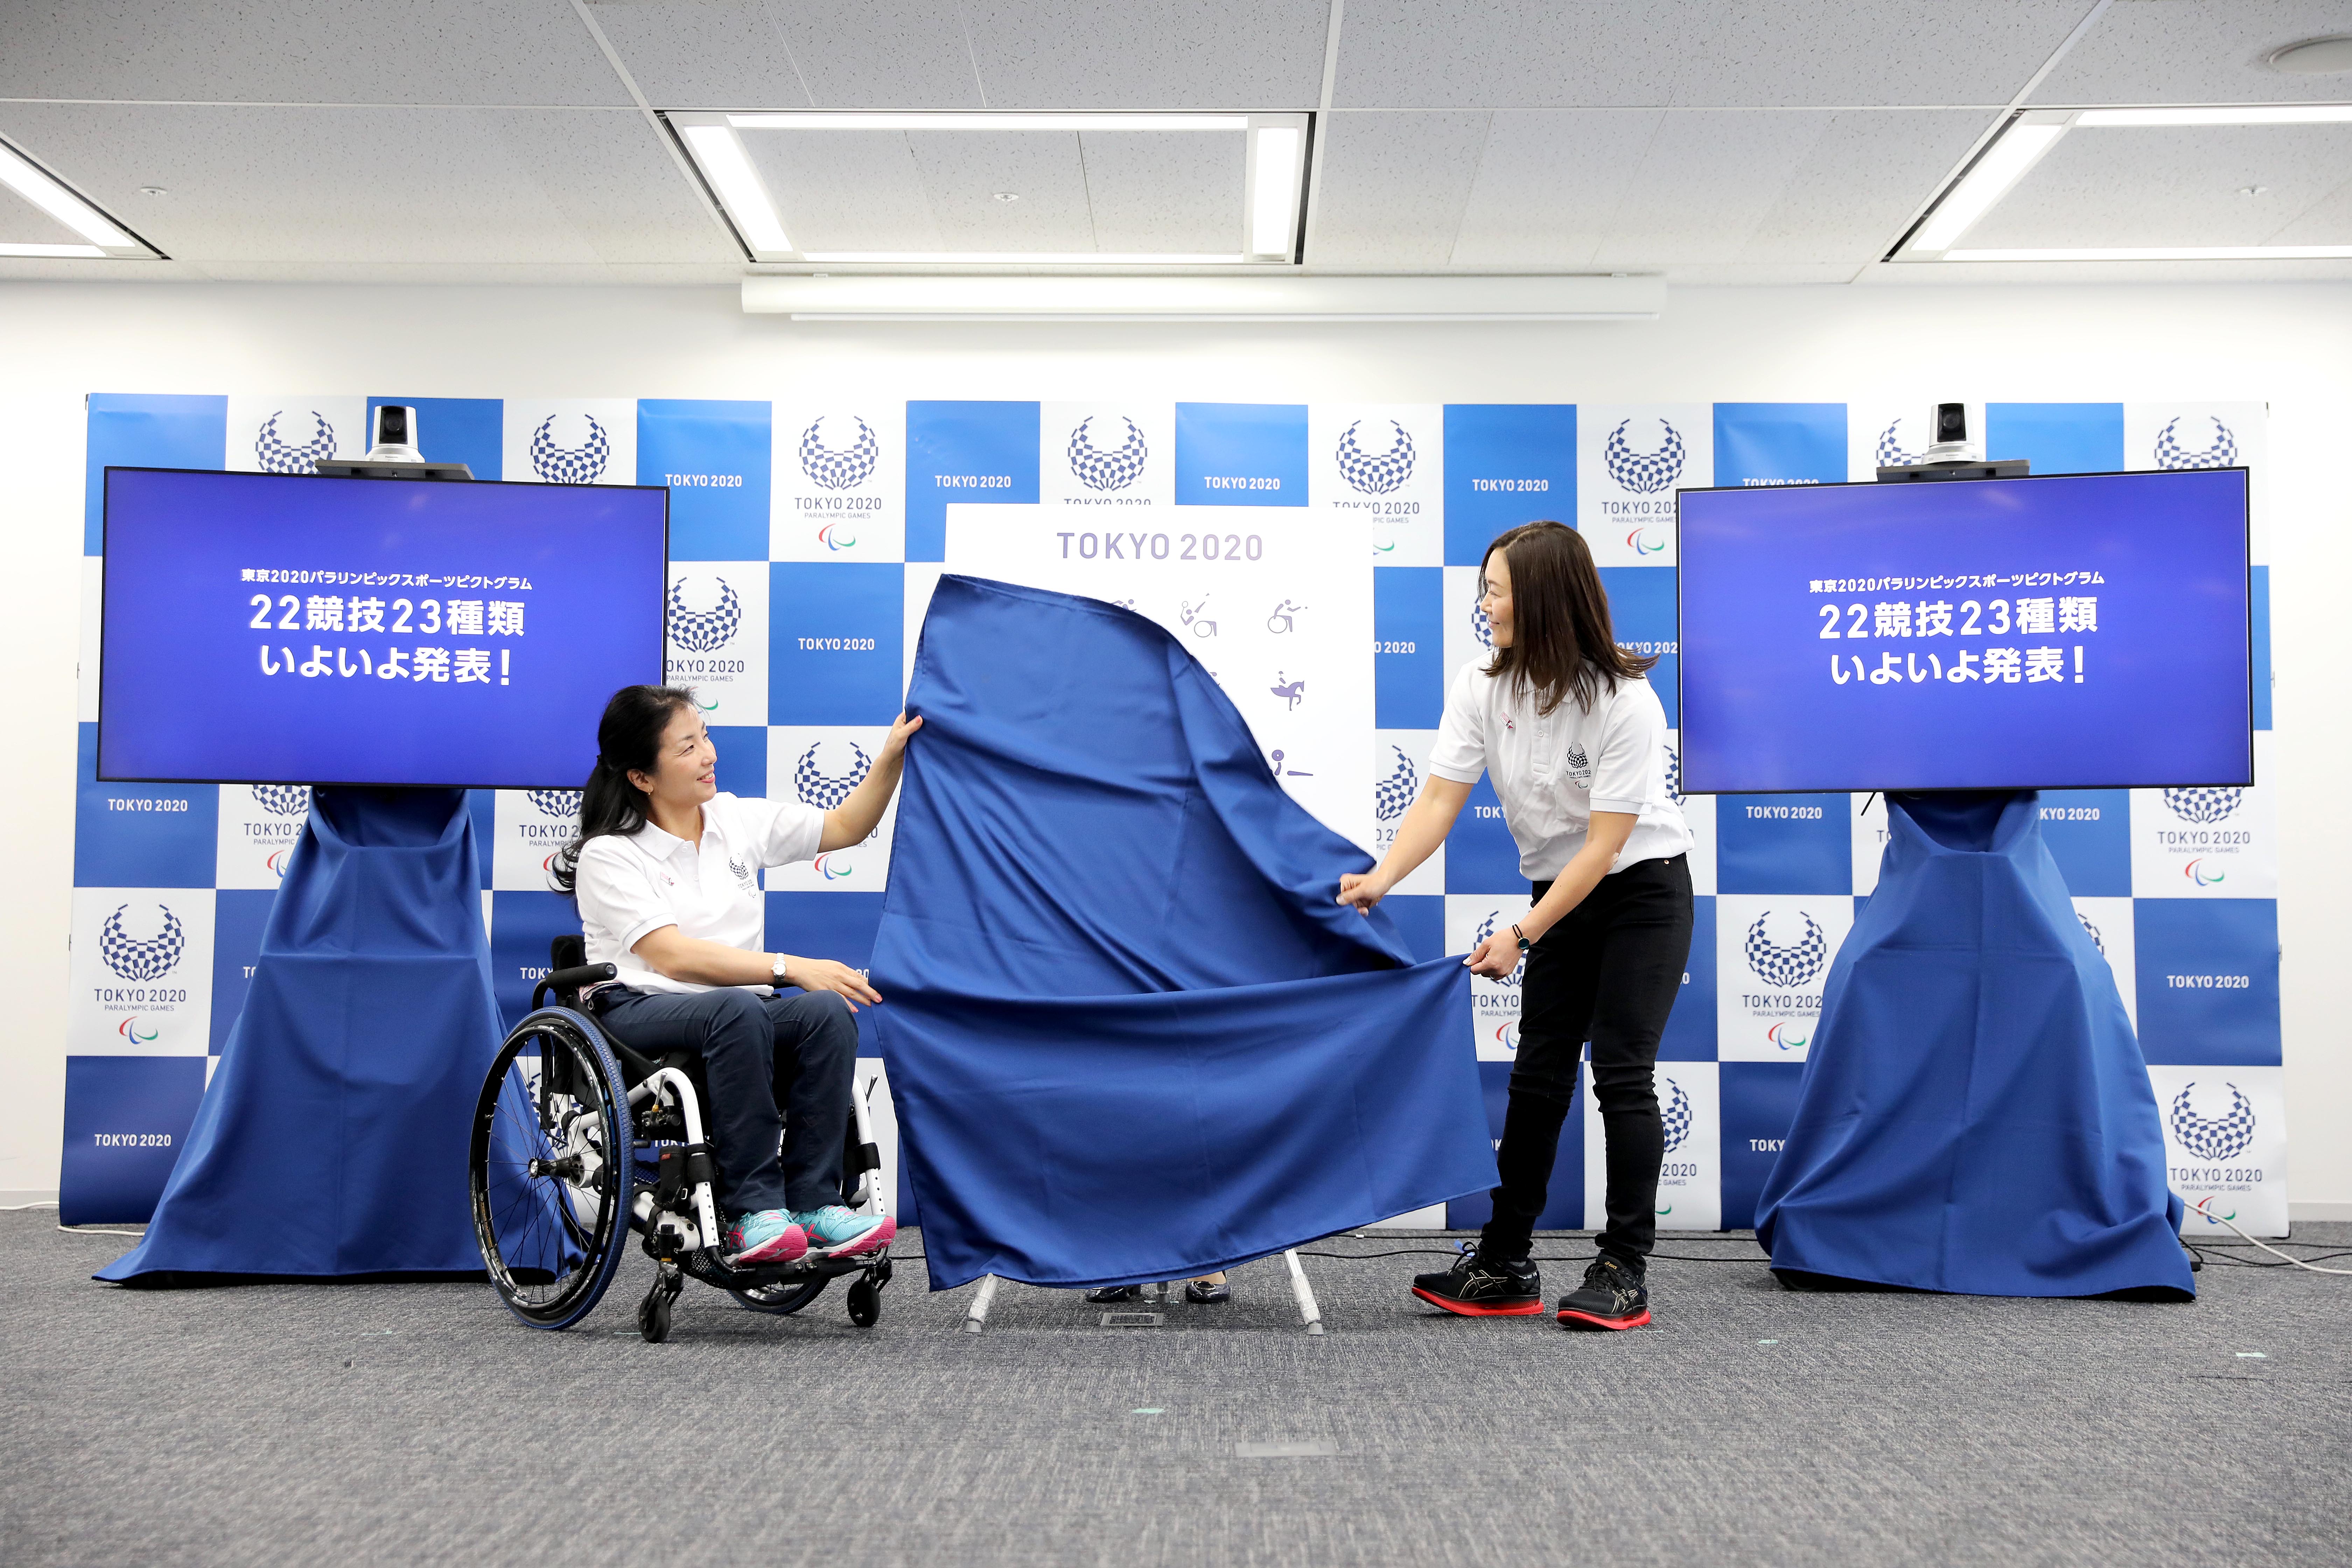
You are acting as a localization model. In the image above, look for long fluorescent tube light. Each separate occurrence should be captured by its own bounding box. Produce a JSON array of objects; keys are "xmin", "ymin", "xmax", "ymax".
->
[
  {"xmin": 1250, "ymin": 127, "xmax": 1301, "ymax": 257},
  {"xmin": 798, "ymin": 251, "xmax": 1248, "ymax": 265},
  {"xmin": 681, "ymin": 123, "xmax": 791, "ymax": 252},
  {"xmin": 728, "ymin": 113, "xmax": 1248, "ymax": 132},
  {"xmin": 744, "ymin": 274, "xmax": 1666, "ymax": 321},
  {"xmin": 1912, "ymin": 117, "xmax": 2069, "ymax": 252},
  {"xmin": 2075, "ymin": 104, "xmax": 2352, "ymax": 127},
  {"xmin": 1948, "ymin": 245, "xmax": 2352, "ymax": 261},
  {"xmin": 0, "ymin": 241, "xmax": 106, "ymax": 257},
  {"xmin": 0, "ymin": 140, "xmax": 133, "ymax": 248}
]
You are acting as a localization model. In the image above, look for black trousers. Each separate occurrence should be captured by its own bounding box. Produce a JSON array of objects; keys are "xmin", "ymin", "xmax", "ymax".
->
[
  {"xmin": 1479, "ymin": 853, "xmax": 1694, "ymax": 1269},
  {"xmin": 592, "ymin": 985, "xmax": 858, "ymax": 1217}
]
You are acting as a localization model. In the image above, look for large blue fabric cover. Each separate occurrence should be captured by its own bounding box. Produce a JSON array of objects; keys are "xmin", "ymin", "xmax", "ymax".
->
[
  {"xmin": 100, "ymin": 789, "xmax": 501, "ymax": 1282},
  {"xmin": 873, "ymin": 576, "xmax": 1491, "ymax": 1290},
  {"xmin": 1755, "ymin": 792, "xmax": 2191, "ymax": 1299}
]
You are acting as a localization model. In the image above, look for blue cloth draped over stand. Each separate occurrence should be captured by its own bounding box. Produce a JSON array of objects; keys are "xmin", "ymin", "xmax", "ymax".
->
[
  {"xmin": 100, "ymin": 788, "xmax": 502, "ymax": 1283},
  {"xmin": 872, "ymin": 576, "xmax": 1492, "ymax": 1292},
  {"xmin": 1755, "ymin": 791, "xmax": 2192, "ymax": 1300}
]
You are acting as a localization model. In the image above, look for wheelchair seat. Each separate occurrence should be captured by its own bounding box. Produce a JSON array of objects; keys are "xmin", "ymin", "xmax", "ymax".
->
[{"xmin": 465, "ymin": 933, "xmax": 893, "ymax": 1342}]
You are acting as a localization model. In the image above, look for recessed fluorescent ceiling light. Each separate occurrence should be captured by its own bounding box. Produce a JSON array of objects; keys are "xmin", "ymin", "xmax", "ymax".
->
[
  {"xmin": 1911, "ymin": 118, "xmax": 2068, "ymax": 251},
  {"xmin": 0, "ymin": 139, "xmax": 139, "ymax": 251},
  {"xmin": 681, "ymin": 123, "xmax": 791, "ymax": 252},
  {"xmin": 799, "ymin": 251, "xmax": 1248, "ymax": 265},
  {"xmin": 1949, "ymin": 245, "xmax": 2352, "ymax": 261},
  {"xmin": 0, "ymin": 241, "xmax": 106, "ymax": 257},
  {"xmin": 2074, "ymin": 104, "xmax": 2352, "ymax": 127},
  {"xmin": 1250, "ymin": 127, "xmax": 1301, "ymax": 256},
  {"xmin": 728, "ymin": 113, "xmax": 1248, "ymax": 132}
]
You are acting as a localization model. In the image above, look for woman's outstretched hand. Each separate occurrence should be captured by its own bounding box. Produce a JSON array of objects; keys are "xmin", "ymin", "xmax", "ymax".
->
[
  {"xmin": 784, "ymin": 956, "xmax": 882, "ymax": 1011},
  {"xmin": 1464, "ymin": 929, "xmax": 1524, "ymax": 980},
  {"xmin": 880, "ymin": 710, "xmax": 924, "ymax": 762},
  {"xmin": 1337, "ymin": 871, "xmax": 1389, "ymax": 915}
]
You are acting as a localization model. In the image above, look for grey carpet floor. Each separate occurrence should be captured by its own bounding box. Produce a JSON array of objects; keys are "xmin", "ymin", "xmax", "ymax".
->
[{"xmin": 3, "ymin": 1213, "xmax": 2347, "ymax": 1567}]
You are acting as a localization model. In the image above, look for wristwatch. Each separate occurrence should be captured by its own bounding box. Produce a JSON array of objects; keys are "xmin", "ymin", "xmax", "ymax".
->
[
  {"xmin": 770, "ymin": 954, "xmax": 790, "ymax": 987},
  {"xmin": 1511, "ymin": 923, "xmax": 1532, "ymax": 954}
]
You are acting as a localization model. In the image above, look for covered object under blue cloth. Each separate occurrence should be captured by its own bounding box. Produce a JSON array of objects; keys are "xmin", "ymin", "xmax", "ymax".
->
[
  {"xmin": 872, "ymin": 575, "xmax": 1491, "ymax": 1292},
  {"xmin": 100, "ymin": 789, "xmax": 501, "ymax": 1283},
  {"xmin": 1755, "ymin": 792, "xmax": 2192, "ymax": 1299}
]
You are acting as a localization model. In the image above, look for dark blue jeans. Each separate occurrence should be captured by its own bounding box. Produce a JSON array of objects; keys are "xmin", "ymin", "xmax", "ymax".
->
[{"xmin": 593, "ymin": 985, "xmax": 859, "ymax": 1217}]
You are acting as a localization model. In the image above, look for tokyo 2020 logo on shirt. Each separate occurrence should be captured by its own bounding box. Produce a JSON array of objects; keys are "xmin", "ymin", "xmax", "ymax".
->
[
  {"xmin": 1875, "ymin": 418, "xmax": 1924, "ymax": 469},
  {"xmin": 252, "ymin": 784, "xmax": 310, "ymax": 818},
  {"xmin": 2164, "ymin": 787, "xmax": 2243, "ymax": 825},
  {"xmin": 1068, "ymin": 416, "xmax": 1148, "ymax": 492},
  {"xmin": 799, "ymin": 415, "xmax": 879, "ymax": 490},
  {"xmin": 666, "ymin": 577, "xmax": 742, "ymax": 653},
  {"xmin": 2154, "ymin": 416, "xmax": 2237, "ymax": 471},
  {"xmin": 1335, "ymin": 419, "xmax": 1415, "ymax": 495},
  {"xmin": 794, "ymin": 742, "xmax": 871, "ymax": 810},
  {"xmin": 530, "ymin": 414, "xmax": 610, "ymax": 484},
  {"xmin": 255, "ymin": 410, "xmax": 338, "ymax": 474},
  {"xmin": 528, "ymin": 789, "xmax": 583, "ymax": 819},
  {"xmin": 1744, "ymin": 911, "xmax": 1828, "ymax": 988},
  {"xmin": 100, "ymin": 903, "xmax": 186, "ymax": 982},
  {"xmin": 1374, "ymin": 744, "xmax": 1418, "ymax": 823},
  {"xmin": 2169, "ymin": 1082, "xmax": 2256, "ymax": 1162},
  {"xmin": 1603, "ymin": 418, "xmax": 1684, "ymax": 494}
]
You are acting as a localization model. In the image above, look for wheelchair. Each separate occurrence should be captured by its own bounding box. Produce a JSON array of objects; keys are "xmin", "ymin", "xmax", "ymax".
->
[{"xmin": 467, "ymin": 936, "xmax": 895, "ymax": 1342}]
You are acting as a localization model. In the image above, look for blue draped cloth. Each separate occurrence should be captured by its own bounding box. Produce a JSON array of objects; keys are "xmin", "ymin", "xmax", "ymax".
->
[
  {"xmin": 873, "ymin": 575, "xmax": 1492, "ymax": 1290},
  {"xmin": 100, "ymin": 788, "xmax": 502, "ymax": 1282},
  {"xmin": 1755, "ymin": 792, "xmax": 2191, "ymax": 1299}
]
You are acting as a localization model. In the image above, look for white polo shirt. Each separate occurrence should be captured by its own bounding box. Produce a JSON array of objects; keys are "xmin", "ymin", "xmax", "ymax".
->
[
  {"xmin": 573, "ymin": 792, "xmax": 826, "ymax": 996},
  {"xmin": 1428, "ymin": 662, "xmax": 1692, "ymax": 882}
]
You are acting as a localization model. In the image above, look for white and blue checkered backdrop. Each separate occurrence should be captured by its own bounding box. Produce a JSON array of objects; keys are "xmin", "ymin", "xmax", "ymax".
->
[{"xmin": 64, "ymin": 394, "xmax": 2283, "ymax": 1234}]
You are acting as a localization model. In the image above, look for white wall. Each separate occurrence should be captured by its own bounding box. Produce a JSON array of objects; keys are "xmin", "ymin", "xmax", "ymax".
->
[{"xmin": 4, "ymin": 279, "xmax": 2348, "ymax": 1210}]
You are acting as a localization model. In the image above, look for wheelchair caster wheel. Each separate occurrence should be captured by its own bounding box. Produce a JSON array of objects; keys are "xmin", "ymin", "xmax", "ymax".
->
[
  {"xmin": 639, "ymin": 1289, "xmax": 672, "ymax": 1343},
  {"xmin": 847, "ymin": 1278, "xmax": 882, "ymax": 1328}
]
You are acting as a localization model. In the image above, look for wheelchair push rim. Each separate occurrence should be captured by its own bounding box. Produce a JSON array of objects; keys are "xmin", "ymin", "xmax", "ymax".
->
[{"xmin": 469, "ymin": 1009, "xmax": 632, "ymax": 1330}]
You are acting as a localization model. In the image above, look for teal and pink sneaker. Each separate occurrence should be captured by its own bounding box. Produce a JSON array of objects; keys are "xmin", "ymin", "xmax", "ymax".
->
[
  {"xmin": 789, "ymin": 1205, "xmax": 896, "ymax": 1257},
  {"xmin": 724, "ymin": 1210, "xmax": 808, "ymax": 1266}
]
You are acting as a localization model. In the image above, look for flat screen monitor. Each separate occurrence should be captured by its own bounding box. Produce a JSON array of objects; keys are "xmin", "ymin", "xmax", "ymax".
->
[
  {"xmin": 100, "ymin": 467, "xmax": 667, "ymax": 788},
  {"xmin": 1676, "ymin": 468, "xmax": 2252, "ymax": 795}
]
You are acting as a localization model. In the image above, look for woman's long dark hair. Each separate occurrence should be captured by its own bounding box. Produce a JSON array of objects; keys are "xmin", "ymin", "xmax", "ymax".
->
[
  {"xmin": 550, "ymin": 684, "xmax": 698, "ymax": 896},
  {"xmin": 1481, "ymin": 520, "xmax": 1658, "ymax": 716}
]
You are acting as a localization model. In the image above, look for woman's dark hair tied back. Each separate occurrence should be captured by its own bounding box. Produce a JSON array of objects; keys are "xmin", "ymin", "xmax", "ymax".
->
[
  {"xmin": 1480, "ymin": 520, "xmax": 1658, "ymax": 716},
  {"xmin": 551, "ymin": 685, "xmax": 698, "ymax": 896}
]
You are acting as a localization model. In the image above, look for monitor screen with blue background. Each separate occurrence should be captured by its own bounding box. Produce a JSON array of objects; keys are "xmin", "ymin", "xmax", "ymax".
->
[
  {"xmin": 1677, "ymin": 469, "xmax": 2250, "ymax": 794},
  {"xmin": 100, "ymin": 467, "xmax": 667, "ymax": 788}
]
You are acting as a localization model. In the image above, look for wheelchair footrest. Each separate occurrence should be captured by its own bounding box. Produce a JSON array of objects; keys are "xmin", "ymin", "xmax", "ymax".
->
[{"xmin": 685, "ymin": 1245, "xmax": 881, "ymax": 1292}]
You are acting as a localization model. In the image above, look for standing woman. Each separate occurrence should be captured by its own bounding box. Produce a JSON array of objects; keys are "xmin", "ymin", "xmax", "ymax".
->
[
  {"xmin": 1339, "ymin": 522, "xmax": 1693, "ymax": 1329},
  {"xmin": 554, "ymin": 684, "xmax": 920, "ymax": 1268}
]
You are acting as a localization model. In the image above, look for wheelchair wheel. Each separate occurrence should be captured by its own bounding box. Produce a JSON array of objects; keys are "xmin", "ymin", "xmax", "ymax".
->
[
  {"xmin": 732, "ymin": 1277, "xmax": 828, "ymax": 1316},
  {"xmin": 469, "ymin": 1009, "xmax": 632, "ymax": 1331}
]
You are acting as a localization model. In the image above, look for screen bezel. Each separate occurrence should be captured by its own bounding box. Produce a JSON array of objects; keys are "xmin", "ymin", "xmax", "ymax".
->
[
  {"xmin": 96, "ymin": 464, "xmax": 671, "ymax": 790},
  {"xmin": 1672, "ymin": 466, "xmax": 2255, "ymax": 796}
]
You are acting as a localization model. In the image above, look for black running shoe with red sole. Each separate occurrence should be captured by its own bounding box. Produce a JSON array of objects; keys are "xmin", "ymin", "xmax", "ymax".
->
[
  {"xmin": 1556, "ymin": 1255, "xmax": 1650, "ymax": 1330},
  {"xmin": 1411, "ymin": 1248, "xmax": 1544, "ymax": 1317}
]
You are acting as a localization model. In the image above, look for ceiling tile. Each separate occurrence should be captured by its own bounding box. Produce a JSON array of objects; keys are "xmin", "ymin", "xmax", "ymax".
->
[
  {"xmin": 1593, "ymin": 110, "xmax": 1835, "ymax": 266},
  {"xmin": 1736, "ymin": 108, "xmax": 1996, "ymax": 262},
  {"xmin": 1333, "ymin": 1, "xmax": 2082, "ymax": 110},
  {"xmin": 762, "ymin": 0, "xmax": 988, "ymax": 109},
  {"xmin": 1448, "ymin": 111, "xmax": 1666, "ymax": 266},
  {"xmin": 2032, "ymin": 0, "xmax": 2352, "ymax": 105},
  {"xmin": 0, "ymin": 104, "xmax": 732, "ymax": 265},
  {"xmin": 1077, "ymin": 130, "xmax": 1246, "ymax": 253},
  {"xmin": 1965, "ymin": 123, "xmax": 2352, "ymax": 247},
  {"xmin": 0, "ymin": 0, "xmax": 629, "ymax": 106},
  {"xmin": 1306, "ymin": 111, "xmax": 1489, "ymax": 266},
  {"xmin": 584, "ymin": 1, "xmax": 813, "ymax": 108},
  {"xmin": 742, "ymin": 129, "xmax": 946, "ymax": 252},
  {"xmin": 959, "ymin": 0, "xmax": 1330, "ymax": 110},
  {"xmin": 904, "ymin": 130, "xmax": 1098, "ymax": 250}
]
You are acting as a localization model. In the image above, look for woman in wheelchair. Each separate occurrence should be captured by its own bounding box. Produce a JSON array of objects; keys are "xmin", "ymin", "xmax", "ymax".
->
[{"xmin": 553, "ymin": 683, "xmax": 920, "ymax": 1269}]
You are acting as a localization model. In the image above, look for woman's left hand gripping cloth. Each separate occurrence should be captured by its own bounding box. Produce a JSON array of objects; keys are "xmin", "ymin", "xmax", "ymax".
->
[{"xmin": 872, "ymin": 575, "xmax": 1493, "ymax": 1291}]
